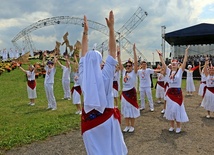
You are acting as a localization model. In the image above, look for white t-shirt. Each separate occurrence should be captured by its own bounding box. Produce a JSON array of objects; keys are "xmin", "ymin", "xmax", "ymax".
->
[
  {"xmin": 166, "ymin": 68, "xmax": 183, "ymax": 88},
  {"xmin": 62, "ymin": 66, "xmax": 71, "ymax": 81},
  {"xmin": 138, "ymin": 68, "xmax": 154, "ymax": 89},
  {"xmin": 206, "ymin": 75, "xmax": 214, "ymax": 87},
  {"xmin": 73, "ymin": 72, "xmax": 80, "ymax": 86},
  {"xmin": 26, "ymin": 70, "xmax": 35, "ymax": 81},
  {"xmin": 44, "ymin": 66, "xmax": 56, "ymax": 84},
  {"xmin": 122, "ymin": 70, "xmax": 137, "ymax": 91},
  {"xmin": 113, "ymin": 71, "xmax": 119, "ymax": 82}
]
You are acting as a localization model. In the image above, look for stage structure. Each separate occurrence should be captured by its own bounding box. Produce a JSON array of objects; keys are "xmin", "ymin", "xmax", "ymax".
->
[
  {"xmin": 11, "ymin": 7, "xmax": 148, "ymax": 60},
  {"xmin": 97, "ymin": 7, "xmax": 148, "ymax": 60}
]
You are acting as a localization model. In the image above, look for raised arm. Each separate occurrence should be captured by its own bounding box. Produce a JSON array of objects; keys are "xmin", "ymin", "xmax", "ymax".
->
[
  {"xmin": 81, "ymin": 15, "xmax": 88, "ymax": 57},
  {"xmin": 117, "ymin": 45, "xmax": 123, "ymax": 71},
  {"xmin": 105, "ymin": 11, "xmax": 116, "ymax": 59},
  {"xmin": 204, "ymin": 58, "xmax": 209, "ymax": 77},
  {"xmin": 181, "ymin": 46, "xmax": 190, "ymax": 71},
  {"xmin": 42, "ymin": 51, "xmax": 47, "ymax": 66},
  {"xmin": 17, "ymin": 63, "xmax": 26, "ymax": 73},
  {"xmin": 198, "ymin": 61, "xmax": 202, "ymax": 75},
  {"xmin": 156, "ymin": 50, "xmax": 167, "ymax": 72},
  {"xmin": 133, "ymin": 43, "xmax": 138, "ymax": 73}
]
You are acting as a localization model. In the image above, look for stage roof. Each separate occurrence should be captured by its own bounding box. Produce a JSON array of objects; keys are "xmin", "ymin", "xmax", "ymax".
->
[{"xmin": 164, "ymin": 23, "xmax": 214, "ymax": 46}]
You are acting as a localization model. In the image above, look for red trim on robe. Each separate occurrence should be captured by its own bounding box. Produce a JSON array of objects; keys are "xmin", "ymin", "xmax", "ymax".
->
[
  {"xmin": 122, "ymin": 87, "xmax": 139, "ymax": 109},
  {"xmin": 71, "ymin": 85, "xmax": 82, "ymax": 95},
  {"xmin": 81, "ymin": 107, "xmax": 121, "ymax": 135},
  {"xmin": 27, "ymin": 80, "xmax": 36, "ymax": 89},
  {"xmin": 113, "ymin": 81, "xmax": 118, "ymax": 91},
  {"xmin": 157, "ymin": 81, "xmax": 165, "ymax": 88},
  {"xmin": 200, "ymin": 81, "xmax": 206, "ymax": 84},
  {"xmin": 166, "ymin": 88, "xmax": 183, "ymax": 106},
  {"xmin": 203, "ymin": 87, "xmax": 214, "ymax": 98},
  {"xmin": 164, "ymin": 82, "xmax": 169, "ymax": 91}
]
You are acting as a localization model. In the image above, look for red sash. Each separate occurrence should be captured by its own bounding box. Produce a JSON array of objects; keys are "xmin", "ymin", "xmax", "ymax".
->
[
  {"xmin": 27, "ymin": 80, "xmax": 36, "ymax": 89},
  {"xmin": 157, "ymin": 81, "xmax": 165, "ymax": 88},
  {"xmin": 81, "ymin": 107, "xmax": 121, "ymax": 135},
  {"xmin": 166, "ymin": 88, "xmax": 183, "ymax": 106},
  {"xmin": 203, "ymin": 87, "xmax": 214, "ymax": 98},
  {"xmin": 164, "ymin": 82, "xmax": 169, "ymax": 91},
  {"xmin": 71, "ymin": 86, "xmax": 82, "ymax": 95},
  {"xmin": 113, "ymin": 81, "xmax": 118, "ymax": 91},
  {"xmin": 200, "ymin": 81, "xmax": 206, "ymax": 84},
  {"xmin": 122, "ymin": 87, "xmax": 139, "ymax": 109}
]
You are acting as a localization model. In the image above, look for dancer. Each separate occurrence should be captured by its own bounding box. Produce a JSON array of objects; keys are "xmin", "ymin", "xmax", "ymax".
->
[
  {"xmin": 156, "ymin": 67, "xmax": 166, "ymax": 104},
  {"xmin": 201, "ymin": 60, "xmax": 214, "ymax": 118},
  {"xmin": 43, "ymin": 51, "xmax": 57, "ymax": 110},
  {"xmin": 70, "ymin": 55, "xmax": 82, "ymax": 115},
  {"xmin": 79, "ymin": 11, "xmax": 127, "ymax": 154},
  {"xmin": 198, "ymin": 62, "xmax": 207, "ymax": 97},
  {"xmin": 113, "ymin": 46, "xmax": 121, "ymax": 108},
  {"xmin": 119, "ymin": 43, "xmax": 140, "ymax": 133},
  {"xmin": 157, "ymin": 46, "xmax": 189, "ymax": 134},
  {"xmin": 57, "ymin": 56, "xmax": 71, "ymax": 100},
  {"xmin": 184, "ymin": 65, "xmax": 196, "ymax": 95},
  {"xmin": 17, "ymin": 63, "xmax": 37, "ymax": 106}
]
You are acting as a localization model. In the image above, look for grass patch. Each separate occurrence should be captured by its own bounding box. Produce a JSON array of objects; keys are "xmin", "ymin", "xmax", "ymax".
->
[{"xmin": 0, "ymin": 60, "xmax": 80, "ymax": 150}]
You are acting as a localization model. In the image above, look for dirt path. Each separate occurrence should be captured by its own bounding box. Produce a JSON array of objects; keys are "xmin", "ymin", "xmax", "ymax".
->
[{"xmin": 3, "ymin": 81, "xmax": 214, "ymax": 155}]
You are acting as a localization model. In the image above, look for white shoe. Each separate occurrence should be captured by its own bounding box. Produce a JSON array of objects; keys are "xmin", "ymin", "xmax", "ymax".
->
[
  {"xmin": 123, "ymin": 126, "xmax": 130, "ymax": 132},
  {"xmin": 206, "ymin": 115, "xmax": 211, "ymax": 119},
  {"xmin": 67, "ymin": 98, "xmax": 71, "ymax": 100},
  {"xmin": 139, "ymin": 107, "xmax": 145, "ymax": 110},
  {"xmin": 169, "ymin": 127, "xmax": 174, "ymax": 132},
  {"xmin": 79, "ymin": 111, "xmax": 82, "ymax": 115},
  {"xmin": 128, "ymin": 126, "xmax": 135, "ymax": 133},
  {"xmin": 150, "ymin": 109, "xmax": 154, "ymax": 112},
  {"xmin": 28, "ymin": 102, "xmax": 32, "ymax": 105},
  {"xmin": 46, "ymin": 107, "xmax": 52, "ymax": 110},
  {"xmin": 176, "ymin": 128, "xmax": 181, "ymax": 133},
  {"xmin": 157, "ymin": 100, "xmax": 161, "ymax": 104},
  {"xmin": 30, "ymin": 103, "xmax": 35, "ymax": 106},
  {"xmin": 75, "ymin": 111, "xmax": 80, "ymax": 114},
  {"xmin": 52, "ymin": 108, "xmax": 57, "ymax": 111},
  {"xmin": 161, "ymin": 109, "xmax": 165, "ymax": 114}
]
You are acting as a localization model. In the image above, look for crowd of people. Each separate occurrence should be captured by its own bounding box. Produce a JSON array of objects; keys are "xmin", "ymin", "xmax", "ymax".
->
[{"xmin": 9, "ymin": 11, "xmax": 214, "ymax": 155}]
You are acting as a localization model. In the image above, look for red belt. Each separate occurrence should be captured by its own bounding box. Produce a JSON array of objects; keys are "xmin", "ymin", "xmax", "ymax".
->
[
  {"xmin": 113, "ymin": 81, "xmax": 118, "ymax": 91},
  {"xmin": 27, "ymin": 80, "xmax": 36, "ymax": 89},
  {"xmin": 166, "ymin": 88, "xmax": 183, "ymax": 106},
  {"xmin": 81, "ymin": 107, "xmax": 121, "ymax": 135},
  {"xmin": 122, "ymin": 87, "xmax": 138, "ymax": 109}
]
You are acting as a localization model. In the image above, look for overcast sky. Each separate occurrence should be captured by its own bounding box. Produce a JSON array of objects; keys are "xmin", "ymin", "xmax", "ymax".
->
[{"xmin": 0, "ymin": 0, "xmax": 214, "ymax": 62}]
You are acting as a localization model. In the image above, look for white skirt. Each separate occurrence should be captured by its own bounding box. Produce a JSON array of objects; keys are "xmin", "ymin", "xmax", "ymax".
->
[
  {"xmin": 121, "ymin": 96, "xmax": 140, "ymax": 118},
  {"xmin": 164, "ymin": 96, "xmax": 189, "ymax": 122},
  {"xmin": 72, "ymin": 89, "xmax": 81, "ymax": 104},
  {"xmin": 83, "ymin": 115, "xmax": 128, "ymax": 155},
  {"xmin": 27, "ymin": 86, "xmax": 37, "ymax": 99},
  {"xmin": 201, "ymin": 89, "xmax": 214, "ymax": 112},
  {"xmin": 113, "ymin": 88, "xmax": 118, "ymax": 97},
  {"xmin": 186, "ymin": 77, "xmax": 195, "ymax": 92},
  {"xmin": 198, "ymin": 83, "xmax": 206, "ymax": 96},
  {"xmin": 156, "ymin": 85, "xmax": 164, "ymax": 99}
]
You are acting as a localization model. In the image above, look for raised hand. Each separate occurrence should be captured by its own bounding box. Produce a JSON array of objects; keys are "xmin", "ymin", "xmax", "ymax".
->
[
  {"xmin": 105, "ymin": 10, "xmax": 114, "ymax": 29},
  {"xmin": 156, "ymin": 50, "xmax": 162, "ymax": 56},
  {"xmin": 83, "ymin": 15, "xmax": 88, "ymax": 33}
]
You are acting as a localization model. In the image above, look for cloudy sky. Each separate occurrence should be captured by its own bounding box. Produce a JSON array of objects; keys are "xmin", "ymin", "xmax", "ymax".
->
[{"xmin": 0, "ymin": 0, "xmax": 214, "ymax": 62}]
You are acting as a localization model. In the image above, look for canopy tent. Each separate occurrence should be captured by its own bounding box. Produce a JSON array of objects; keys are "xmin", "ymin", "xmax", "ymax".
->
[{"xmin": 164, "ymin": 23, "xmax": 214, "ymax": 46}]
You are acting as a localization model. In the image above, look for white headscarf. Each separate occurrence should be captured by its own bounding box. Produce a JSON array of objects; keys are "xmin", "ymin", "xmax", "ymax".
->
[{"xmin": 82, "ymin": 50, "xmax": 107, "ymax": 114}]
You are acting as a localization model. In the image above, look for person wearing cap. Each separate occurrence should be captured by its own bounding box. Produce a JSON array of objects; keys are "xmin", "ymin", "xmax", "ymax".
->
[
  {"xmin": 184, "ymin": 64, "xmax": 196, "ymax": 95},
  {"xmin": 57, "ymin": 55, "xmax": 71, "ymax": 100},
  {"xmin": 79, "ymin": 11, "xmax": 127, "ymax": 155},
  {"xmin": 157, "ymin": 46, "xmax": 189, "ymax": 134},
  {"xmin": 119, "ymin": 44, "xmax": 140, "ymax": 133},
  {"xmin": 43, "ymin": 51, "xmax": 57, "ymax": 110},
  {"xmin": 201, "ymin": 59, "xmax": 214, "ymax": 118},
  {"xmin": 17, "ymin": 63, "xmax": 37, "ymax": 106}
]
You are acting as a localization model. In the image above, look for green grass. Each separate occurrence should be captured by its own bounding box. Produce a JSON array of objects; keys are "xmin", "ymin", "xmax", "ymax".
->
[
  {"xmin": 0, "ymin": 60, "xmax": 80, "ymax": 150},
  {"xmin": 0, "ymin": 62, "xmax": 198, "ymax": 150}
]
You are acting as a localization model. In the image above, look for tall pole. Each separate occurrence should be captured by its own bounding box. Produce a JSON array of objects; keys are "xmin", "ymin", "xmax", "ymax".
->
[
  {"xmin": 152, "ymin": 52, "xmax": 154, "ymax": 65},
  {"xmin": 161, "ymin": 26, "xmax": 166, "ymax": 60}
]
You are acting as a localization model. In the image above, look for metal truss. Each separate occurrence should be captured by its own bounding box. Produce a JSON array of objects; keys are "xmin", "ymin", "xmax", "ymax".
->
[{"xmin": 12, "ymin": 7, "xmax": 148, "ymax": 60}]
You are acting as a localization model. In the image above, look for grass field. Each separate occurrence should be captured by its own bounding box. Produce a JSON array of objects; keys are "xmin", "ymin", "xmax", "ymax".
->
[
  {"xmin": 0, "ymin": 60, "xmax": 193, "ymax": 151},
  {"xmin": 0, "ymin": 60, "xmax": 81, "ymax": 150}
]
